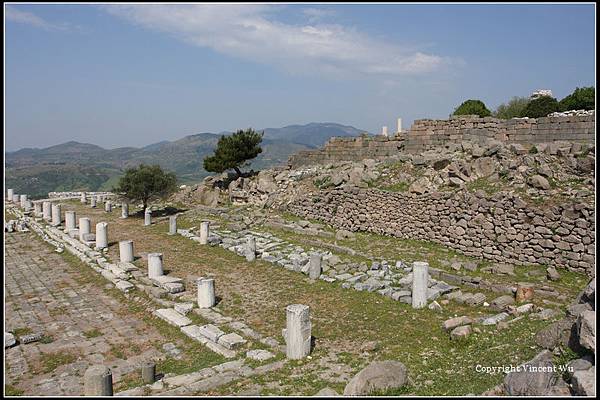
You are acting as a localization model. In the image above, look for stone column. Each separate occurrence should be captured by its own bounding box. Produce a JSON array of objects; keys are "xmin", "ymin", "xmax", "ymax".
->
[
  {"xmin": 197, "ymin": 277, "xmax": 215, "ymax": 308},
  {"xmin": 308, "ymin": 253, "xmax": 322, "ymax": 280},
  {"xmin": 199, "ymin": 221, "xmax": 210, "ymax": 245},
  {"xmin": 81, "ymin": 192, "xmax": 87, "ymax": 204},
  {"xmin": 79, "ymin": 218, "xmax": 91, "ymax": 241},
  {"xmin": 411, "ymin": 261, "xmax": 429, "ymax": 309},
  {"xmin": 121, "ymin": 203, "xmax": 129, "ymax": 219},
  {"xmin": 144, "ymin": 209, "xmax": 152, "ymax": 226},
  {"xmin": 119, "ymin": 240, "xmax": 134, "ymax": 263},
  {"xmin": 105, "ymin": 201, "xmax": 112, "ymax": 213},
  {"xmin": 7, "ymin": 188, "xmax": 14, "ymax": 200},
  {"xmin": 381, "ymin": 126, "xmax": 388, "ymax": 136},
  {"xmin": 397, "ymin": 117, "xmax": 402, "ymax": 133},
  {"xmin": 24, "ymin": 200, "xmax": 33, "ymax": 212},
  {"xmin": 34, "ymin": 202, "xmax": 43, "ymax": 217},
  {"xmin": 51, "ymin": 204, "xmax": 62, "ymax": 226},
  {"xmin": 83, "ymin": 365, "xmax": 113, "ymax": 396},
  {"xmin": 42, "ymin": 201, "xmax": 52, "ymax": 221},
  {"xmin": 168, "ymin": 216, "xmax": 177, "ymax": 235},
  {"xmin": 65, "ymin": 211, "xmax": 77, "ymax": 232},
  {"xmin": 12, "ymin": 194, "xmax": 19, "ymax": 203},
  {"xmin": 147, "ymin": 253, "xmax": 164, "ymax": 277},
  {"xmin": 285, "ymin": 304, "xmax": 311, "ymax": 359},
  {"xmin": 90, "ymin": 196, "xmax": 97, "ymax": 208},
  {"xmin": 245, "ymin": 237, "xmax": 256, "ymax": 262},
  {"xmin": 20, "ymin": 194, "xmax": 28, "ymax": 208},
  {"xmin": 141, "ymin": 362, "xmax": 156, "ymax": 384},
  {"xmin": 95, "ymin": 222, "xmax": 108, "ymax": 250}
]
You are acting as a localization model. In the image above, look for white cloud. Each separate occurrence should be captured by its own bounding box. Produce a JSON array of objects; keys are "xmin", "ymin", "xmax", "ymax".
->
[
  {"xmin": 302, "ymin": 7, "xmax": 337, "ymax": 23},
  {"xmin": 5, "ymin": 5, "xmax": 75, "ymax": 31},
  {"xmin": 104, "ymin": 4, "xmax": 458, "ymax": 79}
]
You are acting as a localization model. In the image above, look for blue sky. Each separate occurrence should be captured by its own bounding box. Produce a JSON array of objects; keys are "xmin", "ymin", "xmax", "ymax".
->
[{"xmin": 4, "ymin": 3, "xmax": 596, "ymax": 150}]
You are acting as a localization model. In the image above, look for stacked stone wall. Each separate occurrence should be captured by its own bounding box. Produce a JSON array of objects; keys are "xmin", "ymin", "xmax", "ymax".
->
[
  {"xmin": 286, "ymin": 187, "xmax": 595, "ymax": 275},
  {"xmin": 288, "ymin": 114, "xmax": 595, "ymax": 168}
]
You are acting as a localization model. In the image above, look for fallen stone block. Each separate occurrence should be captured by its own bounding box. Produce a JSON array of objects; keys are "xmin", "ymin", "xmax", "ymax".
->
[
  {"xmin": 217, "ymin": 332, "xmax": 247, "ymax": 350},
  {"xmin": 198, "ymin": 324, "xmax": 225, "ymax": 342},
  {"xmin": 246, "ymin": 349, "xmax": 275, "ymax": 361},
  {"xmin": 153, "ymin": 308, "xmax": 192, "ymax": 328}
]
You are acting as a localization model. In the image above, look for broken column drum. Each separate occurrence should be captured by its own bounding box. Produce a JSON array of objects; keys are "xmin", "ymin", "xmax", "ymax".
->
[
  {"xmin": 168, "ymin": 215, "xmax": 177, "ymax": 235},
  {"xmin": 83, "ymin": 365, "xmax": 113, "ymax": 396},
  {"xmin": 12, "ymin": 194, "xmax": 19, "ymax": 203},
  {"xmin": 79, "ymin": 218, "xmax": 91, "ymax": 241},
  {"xmin": 147, "ymin": 253, "xmax": 164, "ymax": 277},
  {"xmin": 412, "ymin": 261, "xmax": 429, "ymax": 309},
  {"xmin": 90, "ymin": 196, "xmax": 97, "ymax": 208},
  {"xmin": 34, "ymin": 202, "xmax": 43, "ymax": 217},
  {"xmin": 285, "ymin": 304, "xmax": 312, "ymax": 359},
  {"xmin": 95, "ymin": 222, "xmax": 108, "ymax": 250},
  {"xmin": 119, "ymin": 240, "xmax": 134, "ymax": 263},
  {"xmin": 81, "ymin": 192, "xmax": 87, "ymax": 204},
  {"xmin": 144, "ymin": 209, "xmax": 152, "ymax": 226},
  {"xmin": 42, "ymin": 201, "xmax": 52, "ymax": 221},
  {"xmin": 105, "ymin": 201, "xmax": 112, "ymax": 213},
  {"xmin": 199, "ymin": 221, "xmax": 210, "ymax": 244},
  {"xmin": 20, "ymin": 194, "xmax": 28, "ymax": 208},
  {"xmin": 51, "ymin": 203, "xmax": 62, "ymax": 226},
  {"xmin": 197, "ymin": 277, "xmax": 215, "ymax": 308},
  {"xmin": 65, "ymin": 210, "xmax": 77, "ymax": 232},
  {"xmin": 7, "ymin": 188, "xmax": 14, "ymax": 200},
  {"xmin": 121, "ymin": 203, "xmax": 129, "ymax": 219}
]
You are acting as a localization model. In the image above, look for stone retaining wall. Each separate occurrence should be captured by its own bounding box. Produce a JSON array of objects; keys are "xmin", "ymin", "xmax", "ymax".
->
[
  {"xmin": 286, "ymin": 187, "xmax": 595, "ymax": 275},
  {"xmin": 288, "ymin": 114, "xmax": 595, "ymax": 167}
]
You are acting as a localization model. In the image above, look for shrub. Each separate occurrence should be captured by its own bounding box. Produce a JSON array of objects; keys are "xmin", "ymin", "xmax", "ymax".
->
[
  {"xmin": 494, "ymin": 96, "xmax": 530, "ymax": 119},
  {"xmin": 520, "ymin": 96, "xmax": 559, "ymax": 118},
  {"xmin": 452, "ymin": 99, "xmax": 492, "ymax": 117},
  {"xmin": 113, "ymin": 164, "xmax": 178, "ymax": 210},
  {"xmin": 558, "ymin": 87, "xmax": 595, "ymax": 111}
]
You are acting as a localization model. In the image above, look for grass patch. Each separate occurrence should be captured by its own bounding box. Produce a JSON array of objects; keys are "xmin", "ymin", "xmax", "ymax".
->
[
  {"xmin": 36, "ymin": 352, "xmax": 77, "ymax": 374},
  {"xmin": 5, "ymin": 384, "xmax": 25, "ymax": 396},
  {"xmin": 83, "ymin": 329, "xmax": 102, "ymax": 339}
]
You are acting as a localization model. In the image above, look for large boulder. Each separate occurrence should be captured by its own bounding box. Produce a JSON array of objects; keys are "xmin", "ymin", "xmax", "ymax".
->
[
  {"xmin": 571, "ymin": 366, "xmax": 595, "ymax": 396},
  {"xmin": 343, "ymin": 361, "xmax": 408, "ymax": 396},
  {"xmin": 409, "ymin": 177, "xmax": 432, "ymax": 194},
  {"xmin": 503, "ymin": 350, "xmax": 556, "ymax": 395},
  {"xmin": 256, "ymin": 171, "xmax": 279, "ymax": 193},
  {"xmin": 577, "ymin": 310, "xmax": 595, "ymax": 354},
  {"xmin": 528, "ymin": 175, "xmax": 551, "ymax": 190},
  {"xmin": 534, "ymin": 319, "xmax": 578, "ymax": 350}
]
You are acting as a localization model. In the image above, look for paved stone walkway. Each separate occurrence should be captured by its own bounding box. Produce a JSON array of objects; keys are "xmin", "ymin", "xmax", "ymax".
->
[{"xmin": 4, "ymin": 232, "xmax": 167, "ymax": 396}]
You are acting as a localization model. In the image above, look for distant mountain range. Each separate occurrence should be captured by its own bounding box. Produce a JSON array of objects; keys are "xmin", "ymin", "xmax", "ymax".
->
[{"xmin": 6, "ymin": 123, "xmax": 368, "ymax": 198}]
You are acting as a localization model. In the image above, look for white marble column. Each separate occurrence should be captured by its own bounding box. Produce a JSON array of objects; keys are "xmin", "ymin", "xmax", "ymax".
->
[
  {"xmin": 397, "ymin": 117, "xmax": 402, "ymax": 133},
  {"xmin": 308, "ymin": 253, "xmax": 322, "ymax": 280},
  {"xmin": 168, "ymin": 215, "xmax": 177, "ymax": 235},
  {"xmin": 121, "ymin": 203, "xmax": 129, "ymax": 219},
  {"xmin": 104, "ymin": 201, "xmax": 112, "ymax": 213},
  {"xmin": 34, "ymin": 202, "xmax": 43, "ymax": 217},
  {"xmin": 381, "ymin": 126, "xmax": 388, "ymax": 136},
  {"xmin": 285, "ymin": 304, "xmax": 312, "ymax": 359},
  {"xmin": 199, "ymin": 221, "xmax": 210, "ymax": 245},
  {"xmin": 7, "ymin": 188, "xmax": 14, "ymax": 200},
  {"xmin": 119, "ymin": 240, "xmax": 134, "ymax": 263},
  {"xmin": 19, "ymin": 194, "xmax": 28, "ymax": 208},
  {"xmin": 411, "ymin": 261, "xmax": 429, "ymax": 309},
  {"xmin": 245, "ymin": 236, "xmax": 256, "ymax": 262},
  {"xmin": 95, "ymin": 222, "xmax": 108, "ymax": 250},
  {"xmin": 144, "ymin": 209, "xmax": 152, "ymax": 226},
  {"xmin": 51, "ymin": 204, "xmax": 62, "ymax": 226},
  {"xmin": 147, "ymin": 253, "xmax": 164, "ymax": 277},
  {"xmin": 197, "ymin": 277, "xmax": 215, "ymax": 308},
  {"xmin": 24, "ymin": 200, "xmax": 33, "ymax": 212},
  {"xmin": 83, "ymin": 365, "xmax": 113, "ymax": 396},
  {"xmin": 12, "ymin": 194, "xmax": 19, "ymax": 203},
  {"xmin": 79, "ymin": 217, "xmax": 91, "ymax": 241},
  {"xmin": 42, "ymin": 201, "xmax": 51, "ymax": 221},
  {"xmin": 65, "ymin": 210, "xmax": 77, "ymax": 232},
  {"xmin": 90, "ymin": 196, "xmax": 97, "ymax": 208},
  {"xmin": 81, "ymin": 192, "xmax": 87, "ymax": 204}
]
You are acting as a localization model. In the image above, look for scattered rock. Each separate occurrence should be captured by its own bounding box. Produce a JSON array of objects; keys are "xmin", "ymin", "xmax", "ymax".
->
[{"xmin": 343, "ymin": 361, "xmax": 408, "ymax": 396}]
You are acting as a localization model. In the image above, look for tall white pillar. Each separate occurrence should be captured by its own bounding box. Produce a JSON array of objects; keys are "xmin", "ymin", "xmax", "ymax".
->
[
  {"xmin": 199, "ymin": 221, "xmax": 210, "ymax": 245},
  {"xmin": 65, "ymin": 210, "xmax": 77, "ymax": 232},
  {"xmin": 144, "ymin": 209, "xmax": 152, "ymax": 226},
  {"xmin": 119, "ymin": 240, "xmax": 134, "ymax": 263},
  {"xmin": 121, "ymin": 203, "xmax": 129, "ymax": 219},
  {"xmin": 397, "ymin": 117, "xmax": 402, "ymax": 133},
  {"xmin": 197, "ymin": 278, "xmax": 215, "ymax": 308},
  {"xmin": 95, "ymin": 222, "xmax": 108, "ymax": 250},
  {"xmin": 79, "ymin": 218, "xmax": 91, "ymax": 241},
  {"xmin": 285, "ymin": 304, "xmax": 312, "ymax": 359},
  {"xmin": 411, "ymin": 261, "xmax": 429, "ymax": 309},
  {"xmin": 104, "ymin": 201, "xmax": 112, "ymax": 213},
  {"xmin": 245, "ymin": 237, "xmax": 256, "ymax": 262},
  {"xmin": 51, "ymin": 204, "xmax": 62, "ymax": 226},
  {"xmin": 308, "ymin": 253, "xmax": 322, "ymax": 280},
  {"xmin": 168, "ymin": 216, "xmax": 177, "ymax": 235},
  {"xmin": 381, "ymin": 126, "xmax": 388, "ymax": 136},
  {"xmin": 147, "ymin": 253, "xmax": 164, "ymax": 277},
  {"xmin": 42, "ymin": 201, "xmax": 52, "ymax": 221}
]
